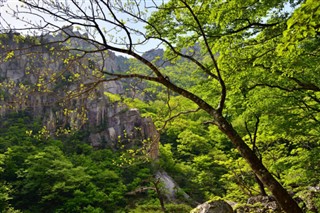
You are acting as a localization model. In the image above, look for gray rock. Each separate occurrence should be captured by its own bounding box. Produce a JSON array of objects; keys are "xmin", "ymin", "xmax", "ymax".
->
[
  {"xmin": 247, "ymin": 195, "xmax": 279, "ymax": 211},
  {"xmin": 0, "ymin": 32, "xmax": 160, "ymax": 158},
  {"xmin": 155, "ymin": 170, "xmax": 191, "ymax": 202},
  {"xmin": 191, "ymin": 200, "xmax": 233, "ymax": 213},
  {"xmin": 234, "ymin": 195, "xmax": 281, "ymax": 213},
  {"xmin": 296, "ymin": 185, "xmax": 320, "ymax": 213}
]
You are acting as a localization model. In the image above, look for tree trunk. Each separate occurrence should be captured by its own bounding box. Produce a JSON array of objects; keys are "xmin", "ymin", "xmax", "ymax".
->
[
  {"xmin": 159, "ymin": 79, "xmax": 302, "ymax": 212},
  {"xmin": 255, "ymin": 174, "xmax": 267, "ymax": 196},
  {"xmin": 214, "ymin": 113, "xmax": 302, "ymax": 213},
  {"xmin": 153, "ymin": 178, "xmax": 167, "ymax": 213}
]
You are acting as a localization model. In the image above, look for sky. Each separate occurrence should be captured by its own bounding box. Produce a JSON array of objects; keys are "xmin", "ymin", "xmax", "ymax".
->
[
  {"xmin": 0, "ymin": 0, "xmax": 24, "ymax": 30},
  {"xmin": 0, "ymin": 0, "xmax": 296, "ymax": 56},
  {"xmin": 0, "ymin": 0, "xmax": 165, "ymax": 55}
]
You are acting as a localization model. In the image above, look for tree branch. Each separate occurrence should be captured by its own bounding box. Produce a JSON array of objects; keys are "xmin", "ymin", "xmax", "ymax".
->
[
  {"xmin": 160, "ymin": 108, "xmax": 201, "ymax": 132},
  {"xmin": 180, "ymin": 0, "xmax": 226, "ymax": 113}
]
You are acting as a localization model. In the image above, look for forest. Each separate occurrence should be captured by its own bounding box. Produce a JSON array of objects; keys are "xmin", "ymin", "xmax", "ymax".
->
[{"xmin": 0, "ymin": 0, "xmax": 319, "ymax": 212}]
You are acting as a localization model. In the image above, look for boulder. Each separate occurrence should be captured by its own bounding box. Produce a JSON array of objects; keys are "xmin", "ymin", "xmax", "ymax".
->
[
  {"xmin": 296, "ymin": 186, "xmax": 320, "ymax": 212},
  {"xmin": 247, "ymin": 195, "xmax": 278, "ymax": 210},
  {"xmin": 155, "ymin": 170, "xmax": 191, "ymax": 202},
  {"xmin": 191, "ymin": 200, "xmax": 233, "ymax": 213},
  {"xmin": 234, "ymin": 195, "xmax": 281, "ymax": 213}
]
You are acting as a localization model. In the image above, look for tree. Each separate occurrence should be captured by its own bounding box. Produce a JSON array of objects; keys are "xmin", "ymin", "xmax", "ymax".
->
[
  {"xmin": 0, "ymin": 114, "xmax": 130, "ymax": 212},
  {"xmin": 3, "ymin": 0, "xmax": 319, "ymax": 212}
]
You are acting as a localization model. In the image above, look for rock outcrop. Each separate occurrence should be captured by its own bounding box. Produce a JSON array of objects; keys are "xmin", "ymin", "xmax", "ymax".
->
[
  {"xmin": 0, "ymin": 31, "xmax": 159, "ymax": 158},
  {"xmin": 155, "ymin": 170, "xmax": 191, "ymax": 201},
  {"xmin": 234, "ymin": 195, "xmax": 281, "ymax": 213}
]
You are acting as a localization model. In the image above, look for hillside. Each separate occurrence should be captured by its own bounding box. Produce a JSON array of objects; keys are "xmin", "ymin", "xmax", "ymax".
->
[{"xmin": 1, "ymin": 0, "xmax": 320, "ymax": 212}]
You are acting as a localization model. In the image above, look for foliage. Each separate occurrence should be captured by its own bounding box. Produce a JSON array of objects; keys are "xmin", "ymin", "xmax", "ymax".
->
[
  {"xmin": 1, "ymin": 0, "xmax": 320, "ymax": 212},
  {"xmin": 129, "ymin": 203, "xmax": 192, "ymax": 213},
  {"xmin": 0, "ymin": 113, "xmax": 157, "ymax": 212}
]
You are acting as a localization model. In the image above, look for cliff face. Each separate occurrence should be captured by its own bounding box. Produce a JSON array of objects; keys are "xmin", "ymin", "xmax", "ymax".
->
[{"xmin": 0, "ymin": 32, "xmax": 159, "ymax": 158}]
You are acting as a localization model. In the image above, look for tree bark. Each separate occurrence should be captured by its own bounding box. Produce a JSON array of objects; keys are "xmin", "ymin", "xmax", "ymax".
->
[
  {"xmin": 153, "ymin": 179, "xmax": 167, "ymax": 213},
  {"xmin": 245, "ymin": 116, "xmax": 267, "ymax": 196},
  {"xmin": 214, "ymin": 113, "xmax": 302, "ymax": 213},
  {"xmin": 255, "ymin": 174, "xmax": 267, "ymax": 196}
]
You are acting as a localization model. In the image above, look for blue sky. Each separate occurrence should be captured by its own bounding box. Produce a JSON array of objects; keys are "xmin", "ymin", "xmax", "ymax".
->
[{"xmin": 0, "ymin": 0, "xmax": 165, "ymax": 55}]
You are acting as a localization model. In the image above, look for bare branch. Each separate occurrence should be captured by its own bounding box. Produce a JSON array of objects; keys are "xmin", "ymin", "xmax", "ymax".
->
[
  {"xmin": 160, "ymin": 108, "xmax": 201, "ymax": 132},
  {"xmin": 180, "ymin": 0, "xmax": 226, "ymax": 113}
]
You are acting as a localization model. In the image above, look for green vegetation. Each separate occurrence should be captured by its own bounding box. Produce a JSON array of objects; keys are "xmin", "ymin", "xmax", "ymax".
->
[
  {"xmin": 0, "ymin": 113, "xmax": 193, "ymax": 212},
  {"xmin": 1, "ymin": 0, "xmax": 320, "ymax": 212},
  {"xmin": 1, "ymin": 111, "xmax": 319, "ymax": 211}
]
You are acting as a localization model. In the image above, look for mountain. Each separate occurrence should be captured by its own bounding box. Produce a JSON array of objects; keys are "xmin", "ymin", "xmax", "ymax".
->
[{"xmin": 0, "ymin": 31, "xmax": 159, "ymax": 157}]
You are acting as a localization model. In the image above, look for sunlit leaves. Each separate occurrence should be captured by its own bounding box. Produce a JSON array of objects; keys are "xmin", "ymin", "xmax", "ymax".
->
[
  {"xmin": 279, "ymin": 0, "xmax": 320, "ymax": 55},
  {"xmin": 0, "ymin": 115, "xmax": 132, "ymax": 212},
  {"xmin": 104, "ymin": 91, "xmax": 122, "ymax": 102},
  {"xmin": 4, "ymin": 51, "xmax": 14, "ymax": 62}
]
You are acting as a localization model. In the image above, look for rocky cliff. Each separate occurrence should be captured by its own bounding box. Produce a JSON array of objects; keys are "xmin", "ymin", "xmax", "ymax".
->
[{"xmin": 0, "ymin": 31, "xmax": 159, "ymax": 158}]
